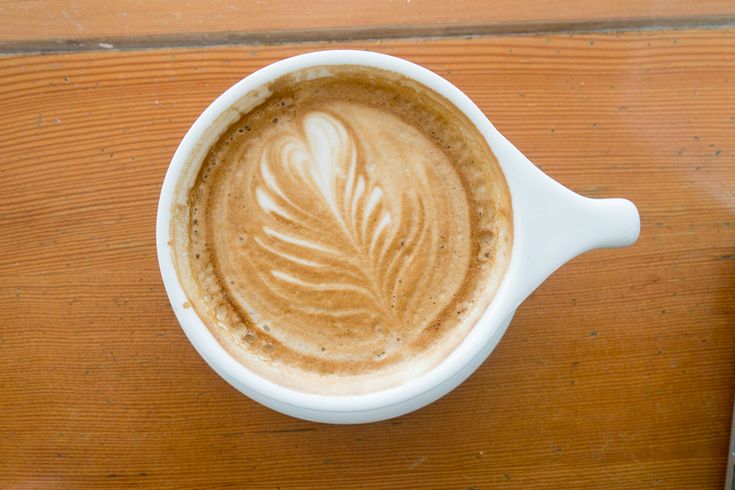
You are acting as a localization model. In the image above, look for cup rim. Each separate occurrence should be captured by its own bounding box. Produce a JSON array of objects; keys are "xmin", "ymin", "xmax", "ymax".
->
[{"xmin": 156, "ymin": 49, "xmax": 516, "ymax": 413}]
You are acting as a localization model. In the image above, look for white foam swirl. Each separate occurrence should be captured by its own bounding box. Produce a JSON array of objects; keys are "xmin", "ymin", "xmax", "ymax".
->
[{"xmin": 253, "ymin": 112, "xmax": 409, "ymax": 320}]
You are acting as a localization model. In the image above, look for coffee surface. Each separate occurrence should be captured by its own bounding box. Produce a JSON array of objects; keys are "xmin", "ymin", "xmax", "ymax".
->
[{"xmin": 174, "ymin": 66, "xmax": 512, "ymax": 394}]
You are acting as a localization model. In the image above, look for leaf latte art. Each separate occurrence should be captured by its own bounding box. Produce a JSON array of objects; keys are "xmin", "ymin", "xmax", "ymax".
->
[
  {"xmin": 176, "ymin": 67, "xmax": 512, "ymax": 394},
  {"xmin": 253, "ymin": 111, "xmax": 445, "ymax": 336}
]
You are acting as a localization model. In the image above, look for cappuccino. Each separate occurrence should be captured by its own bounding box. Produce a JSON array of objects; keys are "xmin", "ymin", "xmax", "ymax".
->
[{"xmin": 172, "ymin": 65, "xmax": 512, "ymax": 394}]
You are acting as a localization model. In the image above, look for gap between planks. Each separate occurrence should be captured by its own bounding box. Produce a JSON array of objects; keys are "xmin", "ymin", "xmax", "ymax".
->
[{"xmin": 1, "ymin": 15, "xmax": 735, "ymax": 56}]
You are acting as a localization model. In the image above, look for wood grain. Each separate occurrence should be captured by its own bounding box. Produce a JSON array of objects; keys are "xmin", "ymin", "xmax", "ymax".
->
[
  {"xmin": 1, "ymin": 0, "xmax": 735, "ymax": 51},
  {"xmin": 1, "ymin": 29, "xmax": 734, "ymax": 488}
]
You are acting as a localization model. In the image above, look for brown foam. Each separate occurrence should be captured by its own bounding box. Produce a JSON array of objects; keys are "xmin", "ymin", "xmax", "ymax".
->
[{"xmin": 172, "ymin": 66, "xmax": 512, "ymax": 394}]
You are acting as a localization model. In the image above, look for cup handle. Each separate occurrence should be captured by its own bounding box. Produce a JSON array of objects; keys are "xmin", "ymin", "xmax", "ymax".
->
[{"xmin": 501, "ymin": 148, "xmax": 640, "ymax": 308}]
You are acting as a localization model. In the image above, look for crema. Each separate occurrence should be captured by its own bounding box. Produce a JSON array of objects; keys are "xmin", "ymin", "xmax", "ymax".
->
[{"xmin": 172, "ymin": 65, "xmax": 512, "ymax": 394}]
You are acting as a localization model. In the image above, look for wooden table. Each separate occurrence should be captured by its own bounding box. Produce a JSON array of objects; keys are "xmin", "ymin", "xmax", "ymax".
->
[{"xmin": 1, "ymin": 2, "xmax": 734, "ymax": 488}]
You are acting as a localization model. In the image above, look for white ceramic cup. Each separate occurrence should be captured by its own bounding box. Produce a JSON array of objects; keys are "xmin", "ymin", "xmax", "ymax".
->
[{"xmin": 156, "ymin": 50, "xmax": 640, "ymax": 424}]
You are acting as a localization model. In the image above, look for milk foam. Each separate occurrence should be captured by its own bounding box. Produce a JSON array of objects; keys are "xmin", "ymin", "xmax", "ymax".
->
[{"xmin": 173, "ymin": 66, "xmax": 513, "ymax": 394}]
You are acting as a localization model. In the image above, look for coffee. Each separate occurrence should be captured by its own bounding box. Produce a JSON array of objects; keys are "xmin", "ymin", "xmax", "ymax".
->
[{"xmin": 172, "ymin": 65, "xmax": 512, "ymax": 394}]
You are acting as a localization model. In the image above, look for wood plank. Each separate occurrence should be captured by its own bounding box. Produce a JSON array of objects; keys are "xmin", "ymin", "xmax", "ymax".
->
[
  {"xmin": 0, "ymin": 0, "xmax": 734, "ymax": 51},
  {"xmin": 1, "ymin": 29, "xmax": 734, "ymax": 488}
]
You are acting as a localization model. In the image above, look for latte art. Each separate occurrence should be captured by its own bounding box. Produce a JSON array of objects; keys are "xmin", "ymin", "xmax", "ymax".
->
[
  {"xmin": 253, "ymin": 110, "xmax": 437, "ymax": 325},
  {"xmin": 173, "ymin": 66, "xmax": 512, "ymax": 394},
  {"xmin": 227, "ymin": 106, "xmax": 468, "ymax": 358}
]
